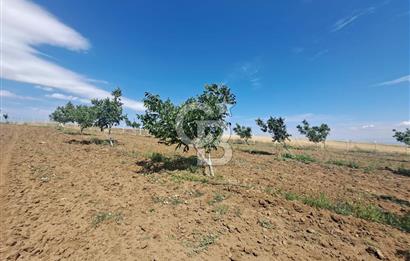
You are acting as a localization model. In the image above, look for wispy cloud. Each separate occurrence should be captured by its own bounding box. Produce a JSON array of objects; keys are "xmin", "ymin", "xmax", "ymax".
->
[
  {"xmin": 399, "ymin": 121, "xmax": 410, "ymax": 126},
  {"xmin": 285, "ymin": 113, "xmax": 316, "ymax": 122},
  {"xmin": 240, "ymin": 61, "xmax": 262, "ymax": 89},
  {"xmin": 45, "ymin": 93, "xmax": 90, "ymax": 103},
  {"xmin": 361, "ymin": 124, "xmax": 375, "ymax": 129},
  {"xmin": 331, "ymin": 7, "xmax": 376, "ymax": 32},
  {"xmin": 224, "ymin": 59, "xmax": 262, "ymax": 90},
  {"xmin": 1, "ymin": 0, "xmax": 144, "ymax": 111},
  {"xmin": 375, "ymin": 75, "xmax": 410, "ymax": 86},
  {"xmin": 310, "ymin": 49, "xmax": 329, "ymax": 60},
  {"xmin": 35, "ymin": 85, "xmax": 53, "ymax": 92},
  {"xmin": 46, "ymin": 93, "xmax": 79, "ymax": 101},
  {"xmin": 0, "ymin": 89, "xmax": 40, "ymax": 100},
  {"xmin": 86, "ymin": 78, "xmax": 109, "ymax": 85}
]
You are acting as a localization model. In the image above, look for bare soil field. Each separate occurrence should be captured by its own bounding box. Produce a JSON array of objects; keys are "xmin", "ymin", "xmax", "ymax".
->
[{"xmin": 0, "ymin": 124, "xmax": 409, "ymax": 260}]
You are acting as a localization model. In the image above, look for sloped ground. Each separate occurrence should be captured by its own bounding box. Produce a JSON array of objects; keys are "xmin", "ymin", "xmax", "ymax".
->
[{"xmin": 0, "ymin": 125, "xmax": 409, "ymax": 260}]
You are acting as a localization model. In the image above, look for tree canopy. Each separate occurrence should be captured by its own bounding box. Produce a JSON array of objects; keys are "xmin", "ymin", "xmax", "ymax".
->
[
  {"xmin": 49, "ymin": 88, "xmax": 125, "ymax": 146},
  {"xmin": 49, "ymin": 101, "xmax": 75, "ymax": 125},
  {"xmin": 393, "ymin": 128, "xmax": 410, "ymax": 146},
  {"xmin": 233, "ymin": 123, "xmax": 252, "ymax": 144},
  {"xmin": 92, "ymin": 88, "xmax": 124, "ymax": 134},
  {"xmin": 138, "ymin": 84, "xmax": 236, "ymax": 175},
  {"xmin": 139, "ymin": 84, "xmax": 235, "ymax": 152},
  {"xmin": 125, "ymin": 117, "xmax": 141, "ymax": 129},
  {"xmin": 297, "ymin": 120, "xmax": 330, "ymax": 145},
  {"xmin": 256, "ymin": 117, "xmax": 291, "ymax": 145},
  {"xmin": 73, "ymin": 105, "xmax": 96, "ymax": 133}
]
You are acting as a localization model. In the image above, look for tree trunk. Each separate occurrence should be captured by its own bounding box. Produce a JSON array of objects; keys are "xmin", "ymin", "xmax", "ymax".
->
[
  {"xmin": 195, "ymin": 147, "xmax": 214, "ymax": 177},
  {"xmin": 108, "ymin": 128, "xmax": 113, "ymax": 146},
  {"xmin": 208, "ymin": 153, "xmax": 215, "ymax": 177}
]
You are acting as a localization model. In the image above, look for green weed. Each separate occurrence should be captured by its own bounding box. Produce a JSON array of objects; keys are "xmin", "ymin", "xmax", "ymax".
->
[
  {"xmin": 208, "ymin": 193, "xmax": 226, "ymax": 205},
  {"xmin": 279, "ymin": 190, "xmax": 410, "ymax": 232},
  {"xmin": 282, "ymin": 153, "xmax": 316, "ymax": 164},
  {"xmin": 192, "ymin": 234, "xmax": 218, "ymax": 253},
  {"xmin": 152, "ymin": 195, "xmax": 184, "ymax": 205},
  {"xmin": 326, "ymin": 159, "xmax": 360, "ymax": 169},
  {"xmin": 171, "ymin": 172, "xmax": 209, "ymax": 184},
  {"xmin": 92, "ymin": 212, "xmax": 123, "ymax": 227},
  {"xmin": 284, "ymin": 191, "xmax": 300, "ymax": 201},
  {"xmin": 213, "ymin": 205, "xmax": 229, "ymax": 218},
  {"xmin": 258, "ymin": 218, "xmax": 273, "ymax": 229}
]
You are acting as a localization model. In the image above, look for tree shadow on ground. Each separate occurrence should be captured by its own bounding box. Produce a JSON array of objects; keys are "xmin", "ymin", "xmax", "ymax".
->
[
  {"xmin": 136, "ymin": 153, "xmax": 199, "ymax": 174},
  {"xmin": 240, "ymin": 149, "xmax": 274, "ymax": 156},
  {"xmin": 58, "ymin": 128, "xmax": 91, "ymax": 136},
  {"xmin": 385, "ymin": 167, "xmax": 410, "ymax": 177},
  {"xmin": 378, "ymin": 195, "xmax": 410, "ymax": 207},
  {"xmin": 396, "ymin": 249, "xmax": 410, "ymax": 260},
  {"xmin": 63, "ymin": 132, "xmax": 91, "ymax": 136},
  {"xmin": 66, "ymin": 138, "xmax": 118, "ymax": 146}
]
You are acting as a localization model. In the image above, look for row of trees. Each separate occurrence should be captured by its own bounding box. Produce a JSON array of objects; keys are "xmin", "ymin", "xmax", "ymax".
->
[
  {"xmin": 233, "ymin": 118, "xmax": 331, "ymax": 148},
  {"xmin": 50, "ymin": 85, "xmax": 409, "ymax": 175},
  {"xmin": 50, "ymin": 88, "xmax": 134, "ymax": 146}
]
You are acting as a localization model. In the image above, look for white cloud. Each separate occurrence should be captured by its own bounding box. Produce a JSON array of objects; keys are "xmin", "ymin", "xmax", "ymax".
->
[
  {"xmin": 0, "ymin": 90, "xmax": 17, "ymax": 98},
  {"xmin": 285, "ymin": 113, "xmax": 315, "ymax": 122},
  {"xmin": 376, "ymin": 75, "xmax": 410, "ymax": 86},
  {"xmin": 332, "ymin": 123, "xmax": 397, "ymax": 144},
  {"xmin": 35, "ymin": 85, "xmax": 53, "ymax": 92},
  {"xmin": 79, "ymin": 98, "xmax": 91, "ymax": 104},
  {"xmin": 45, "ymin": 92, "xmax": 90, "ymax": 104},
  {"xmin": 331, "ymin": 7, "xmax": 375, "ymax": 32},
  {"xmin": 240, "ymin": 61, "xmax": 262, "ymax": 89},
  {"xmin": 399, "ymin": 121, "xmax": 410, "ymax": 126},
  {"xmin": 46, "ymin": 93, "xmax": 78, "ymax": 101},
  {"xmin": 1, "ymin": 0, "xmax": 144, "ymax": 111},
  {"xmin": 0, "ymin": 89, "xmax": 39, "ymax": 100},
  {"xmin": 86, "ymin": 78, "xmax": 109, "ymax": 85},
  {"xmin": 361, "ymin": 124, "xmax": 375, "ymax": 129}
]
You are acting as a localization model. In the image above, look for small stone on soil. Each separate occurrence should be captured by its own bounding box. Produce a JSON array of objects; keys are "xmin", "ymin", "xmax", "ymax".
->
[{"xmin": 366, "ymin": 246, "xmax": 384, "ymax": 260}]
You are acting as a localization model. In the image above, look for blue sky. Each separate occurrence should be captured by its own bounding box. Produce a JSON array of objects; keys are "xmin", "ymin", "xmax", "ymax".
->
[{"xmin": 1, "ymin": 0, "xmax": 409, "ymax": 143}]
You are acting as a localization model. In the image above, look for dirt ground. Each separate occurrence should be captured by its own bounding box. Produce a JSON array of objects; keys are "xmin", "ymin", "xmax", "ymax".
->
[{"xmin": 0, "ymin": 124, "xmax": 409, "ymax": 260}]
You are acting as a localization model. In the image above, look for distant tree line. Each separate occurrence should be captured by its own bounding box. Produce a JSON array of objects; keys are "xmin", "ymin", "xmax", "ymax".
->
[{"xmin": 49, "ymin": 88, "xmax": 138, "ymax": 146}]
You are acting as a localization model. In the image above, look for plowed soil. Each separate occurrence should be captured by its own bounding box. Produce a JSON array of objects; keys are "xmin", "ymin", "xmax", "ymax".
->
[{"xmin": 0, "ymin": 124, "xmax": 409, "ymax": 260}]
